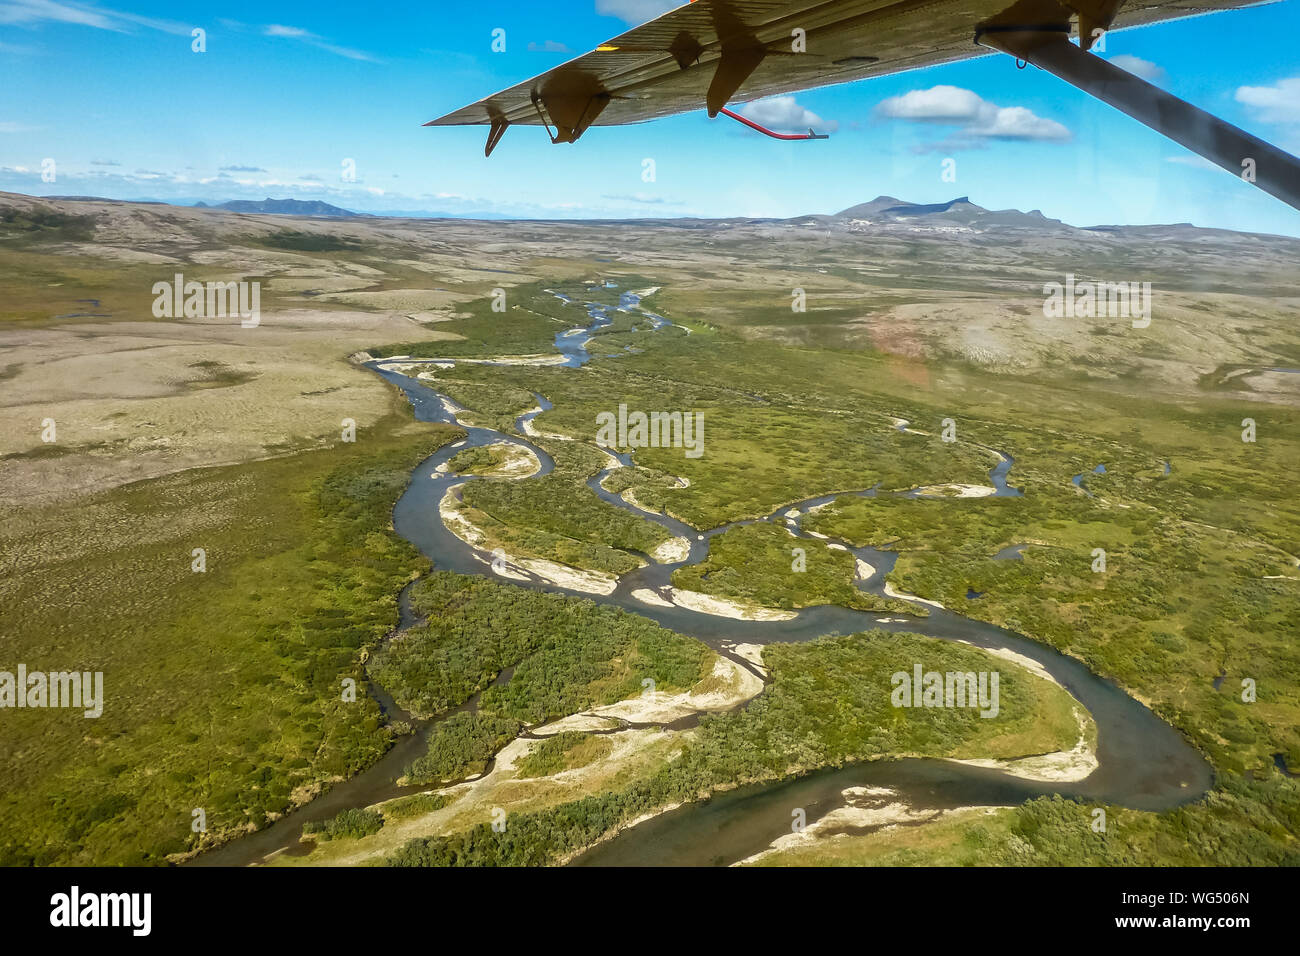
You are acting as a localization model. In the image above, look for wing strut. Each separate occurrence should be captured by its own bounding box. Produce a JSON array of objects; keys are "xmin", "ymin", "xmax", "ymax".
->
[{"xmin": 976, "ymin": 25, "xmax": 1300, "ymax": 212}]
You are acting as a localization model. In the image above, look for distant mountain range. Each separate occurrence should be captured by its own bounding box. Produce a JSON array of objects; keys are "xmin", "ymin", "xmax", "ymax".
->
[
  {"xmin": 36, "ymin": 192, "xmax": 1083, "ymax": 230},
  {"xmin": 193, "ymin": 197, "xmax": 362, "ymax": 217},
  {"xmin": 187, "ymin": 194, "xmax": 1053, "ymax": 227},
  {"xmin": 812, "ymin": 195, "xmax": 1065, "ymax": 230},
  {"xmin": 188, "ymin": 198, "xmax": 516, "ymax": 220},
  {"xmin": 1, "ymin": 190, "xmax": 1257, "ymax": 239}
]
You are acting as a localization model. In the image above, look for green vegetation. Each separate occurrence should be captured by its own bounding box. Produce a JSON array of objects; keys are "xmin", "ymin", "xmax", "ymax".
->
[
  {"xmin": 361, "ymin": 271, "xmax": 1298, "ymax": 866},
  {"xmin": 437, "ymin": 380, "xmax": 539, "ymax": 431},
  {"xmin": 303, "ymin": 807, "xmax": 384, "ymax": 841},
  {"xmin": 0, "ymin": 396, "xmax": 460, "ymax": 865},
  {"xmin": 370, "ymin": 572, "xmax": 713, "ymax": 786},
  {"xmin": 7, "ymin": 192, "xmax": 1298, "ymax": 869},
  {"xmin": 806, "ymin": 489, "xmax": 1299, "ymax": 772},
  {"xmin": 398, "ymin": 291, "xmax": 1300, "ymax": 785},
  {"xmin": 447, "ymin": 409, "xmax": 670, "ymax": 575},
  {"xmin": 405, "ymin": 712, "xmax": 523, "ymax": 783},
  {"xmin": 387, "ymin": 630, "xmax": 1083, "ymax": 865},
  {"xmin": 0, "ymin": 248, "xmax": 315, "ymax": 326},
  {"xmin": 750, "ymin": 775, "xmax": 1300, "ymax": 866},
  {"xmin": 381, "ymin": 792, "xmax": 454, "ymax": 819},
  {"xmin": 371, "ymin": 281, "xmax": 576, "ymax": 358},
  {"xmin": 404, "ymin": 365, "xmax": 674, "ymax": 575},
  {"xmin": 186, "ymin": 359, "xmax": 258, "ymax": 389},
  {"xmin": 515, "ymin": 732, "xmax": 613, "ymax": 778},
  {"xmin": 462, "ymin": 474, "xmax": 668, "ymax": 573},
  {"xmin": 672, "ymin": 521, "xmax": 917, "ymax": 614},
  {"xmin": 447, "ymin": 445, "xmax": 512, "ymax": 476},
  {"xmin": 598, "ymin": 464, "xmax": 688, "ymax": 514},
  {"xmin": 257, "ymin": 230, "xmax": 361, "ymax": 253},
  {"xmin": 0, "ymin": 206, "xmax": 96, "ymax": 243},
  {"xmin": 370, "ymin": 573, "xmax": 713, "ymax": 723},
  {"xmin": 420, "ymin": 343, "xmax": 997, "ymax": 529}
]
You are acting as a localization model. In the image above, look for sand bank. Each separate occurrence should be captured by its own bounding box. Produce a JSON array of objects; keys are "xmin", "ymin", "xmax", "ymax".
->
[
  {"xmin": 650, "ymin": 537, "xmax": 691, "ymax": 563},
  {"xmin": 668, "ymin": 588, "xmax": 797, "ymax": 621},
  {"xmin": 883, "ymin": 581, "xmax": 946, "ymax": 609}
]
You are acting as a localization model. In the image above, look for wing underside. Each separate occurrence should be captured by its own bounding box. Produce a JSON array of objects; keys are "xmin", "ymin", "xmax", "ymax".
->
[
  {"xmin": 426, "ymin": 0, "xmax": 1300, "ymax": 212},
  {"xmin": 426, "ymin": 0, "xmax": 1269, "ymax": 130}
]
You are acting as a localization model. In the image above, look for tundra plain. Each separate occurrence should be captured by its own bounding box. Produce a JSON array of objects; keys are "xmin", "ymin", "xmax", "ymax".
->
[{"xmin": 2, "ymin": 191, "xmax": 1297, "ymax": 867}]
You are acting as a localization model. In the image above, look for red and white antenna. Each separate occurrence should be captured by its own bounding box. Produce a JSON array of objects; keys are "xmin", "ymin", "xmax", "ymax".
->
[{"xmin": 717, "ymin": 106, "xmax": 829, "ymax": 141}]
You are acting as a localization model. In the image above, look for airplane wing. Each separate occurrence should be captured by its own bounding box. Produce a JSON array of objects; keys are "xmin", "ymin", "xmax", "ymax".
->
[{"xmin": 427, "ymin": 0, "xmax": 1300, "ymax": 212}]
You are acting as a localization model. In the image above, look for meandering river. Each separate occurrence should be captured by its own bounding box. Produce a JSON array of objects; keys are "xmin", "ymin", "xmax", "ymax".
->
[{"xmin": 196, "ymin": 286, "xmax": 1211, "ymax": 867}]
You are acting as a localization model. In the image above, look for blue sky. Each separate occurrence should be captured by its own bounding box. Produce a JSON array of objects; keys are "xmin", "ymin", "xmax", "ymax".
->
[{"xmin": 2, "ymin": 0, "xmax": 1299, "ymax": 235}]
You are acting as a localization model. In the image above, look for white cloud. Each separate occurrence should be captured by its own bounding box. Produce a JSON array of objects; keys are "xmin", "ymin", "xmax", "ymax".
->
[
  {"xmin": 527, "ymin": 40, "xmax": 572, "ymax": 53},
  {"xmin": 875, "ymin": 84, "xmax": 1070, "ymax": 148},
  {"xmin": 1107, "ymin": 55, "xmax": 1166, "ymax": 83},
  {"xmin": 1235, "ymin": 76, "xmax": 1300, "ymax": 125},
  {"xmin": 875, "ymin": 85, "xmax": 988, "ymax": 123},
  {"xmin": 0, "ymin": 0, "xmax": 115, "ymax": 29},
  {"xmin": 265, "ymin": 24, "xmax": 310, "ymax": 38},
  {"xmin": 263, "ymin": 23, "xmax": 378, "ymax": 62},
  {"xmin": 601, "ymin": 192, "xmax": 683, "ymax": 205},
  {"xmin": 595, "ymin": 1, "xmax": 677, "ymax": 25},
  {"xmin": 737, "ymin": 95, "xmax": 837, "ymax": 134},
  {"xmin": 315, "ymin": 42, "xmax": 376, "ymax": 61},
  {"xmin": 0, "ymin": 0, "xmax": 188, "ymax": 34},
  {"xmin": 974, "ymin": 105, "xmax": 1070, "ymax": 141}
]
